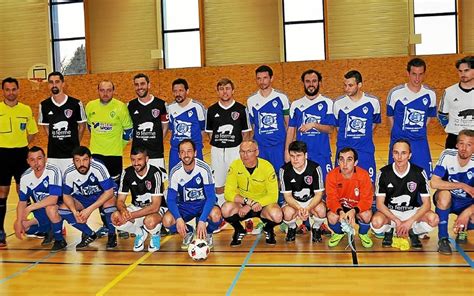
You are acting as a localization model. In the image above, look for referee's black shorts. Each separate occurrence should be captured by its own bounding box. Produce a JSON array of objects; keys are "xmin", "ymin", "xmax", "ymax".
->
[{"xmin": 0, "ymin": 146, "xmax": 29, "ymax": 186}]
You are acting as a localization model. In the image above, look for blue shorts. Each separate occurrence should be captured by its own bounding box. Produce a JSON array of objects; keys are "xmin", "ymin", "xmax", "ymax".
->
[
  {"xmin": 169, "ymin": 146, "xmax": 204, "ymax": 173},
  {"xmin": 178, "ymin": 203, "xmax": 205, "ymax": 222},
  {"xmin": 308, "ymin": 154, "xmax": 332, "ymax": 182},
  {"xmin": 433, "ymin": 193, "xmax": 474, "ymax": 216},
  {"xmin": 75, "ymin": 196, "xmax": 99, "ymax": 209},
  {"xmin": 33, "ymin": 207, "xmax": 50, "ymax": 226},
  {"xmin": 389, "ymin": 138, "xmax": 432, "ymax": 177},
  {"xmin": 258, "ymin": 142, "xmax": 284, "ymax": 174}
]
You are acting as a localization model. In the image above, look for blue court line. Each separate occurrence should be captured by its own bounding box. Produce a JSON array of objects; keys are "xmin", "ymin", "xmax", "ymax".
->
[
  {"xmin": 450, "ymin": 238, "xmax": 474, "ymax": 269},
  {"xmin": 226, "ymin": 233, "xmax": 262, "ymax": 296},
  {"xmin": 0, "ymin": 251, "xmax": 57, "ymax": 284}
]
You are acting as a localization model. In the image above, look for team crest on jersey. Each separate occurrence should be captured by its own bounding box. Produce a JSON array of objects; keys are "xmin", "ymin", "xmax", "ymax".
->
[
  {"xmin": 231, "ymin": 111, "xmax": 240, "ymax": 120},
  {"xmin": 304, "ymin": 176, "xmax": 313, "ymax": 185},
  {"xmin": 145, "ymin": 180, "xmax": 152, "ymax": 190},
  {"xmin": 405, "ymin": 109, "xmax": 424, "ymax": 126},
  {"xmin": 422, "ymin": 98, "xmax": 428, "ymax": 105},
  {"xmin": 43, "ymin": 180, "xmax": 49, "ymax": 187},
  {"xmin": 90, "ymin": 175, "xmax": 96, "ymax": 182},
  {"xmin": 467, "ymin": 171, "xmax": 473, "ymax": 179},
  {"xmin": 407, "ymin": 181, "xmax": 417, "ymax": 192},
  {"xmin": 64, "ymin": 109, "xmax": 73, "ymax": 118},
  {"xmin": 354, "ymin": 188, "xmax": 360, "ymax": 197},
  {"xmin": 152, "ymin": 109, "xmax": 160, "ymax": 118},
  {"xmin": 362, "ymin": 106, "xmax": 368, "ymax": 114},
  {"xmin": 196, "ymin": 176, "xmax": 202, "ymax": 184},
  {"xmin": 188, "ymin": 110, "xmax": 193, "ymax": 117},
  {"xmin": 110, "ymin": 111, "xmax": 116, "ymax": 118},
  {"xmin": 318, "ymin": 103, "xmax": 323, "ymax": 111},
  {"xmin": 272, "ymin": 101, "xmax": 278, "ymax": 108}
]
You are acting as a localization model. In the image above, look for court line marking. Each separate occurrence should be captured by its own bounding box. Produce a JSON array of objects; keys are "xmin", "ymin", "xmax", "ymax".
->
[
  {"xmin": 226, "ymin": 233, "xmax": 262, "ymax": 296},
  {"xmin": 95, "ymin": 235, "xmax": 172, "ymax": 296},
  {"xmin": 450, "ymin": 238, "xmax": 474, "ymax": 269}
]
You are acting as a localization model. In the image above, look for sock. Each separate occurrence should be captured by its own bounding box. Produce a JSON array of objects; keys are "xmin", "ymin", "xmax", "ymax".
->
[
  {"xmin": 99, "ymin": 206, "xmax": 107, "ymax": 226},
  {"xmin": 216, "ymin": 193, "xmax": 225, "ymax": 207},
  {"xmin": 412, "ymin": 221, "xmax": 433, "ymax": 235},
  {"xmin": 116, "ymin": 221, "xmax": 139, "ymax": 235},
  {"xmin": 51, "ymin": 221, "xmax": 64, "ymax": 241},
  {"xmin": 311, "ymin": 217, "xmax": 325, "ymax": 229},
  {"xmin": 103, "ymin": 206, "xmax": 117, "ymax": 235},
  {"xmin": 224, "ymin": 214, "xmax": 245, "ymax": 232},
  {"xmin": 168, "ymin": 224, "xmax": 177, "ymax": 234},
  {"xmin": 33, "ymin": 208, "xmax": 51, "ymax": 233},
  {"xmin": 358, "ymin": 221, "xmax": 370, "ymax": 235},
  {"xmin": 329, "ymin": 222, "xmax": 343, "ymax": 234},
  {"xmin": 436, "ymin": 207, "xmax": 450, "ymax": 239},
  {"xmin": 26, "ymin": 224, "xmax": 39, "ymax": 234},
  {"xmin": 0, "ymin": 198, "xmax": 6, "ymax": 232},
  {"xmin": 284, "ymin": 219, "xmax": 297, "ymax": 229},
  {"xmin": 261, "ymin": 218, "xmax": 278, "ymax": 233},
  {"xmin": 144, "ymin": 223, "xmax": 162, "ymax": 236},
  {"xmin": 304, "ymin": 219, "xmax": 311, "ymax": 230},
  {"xmin": 206, "ymin": 218, "xmax": 221, "ymax": 233},
  {"xmin": 370, "ymin": 223, "xmax": 391, "ymax": 234},
  {"xmin": 58, "ymin": 209, "xmax": 93, "ymax": 236}
]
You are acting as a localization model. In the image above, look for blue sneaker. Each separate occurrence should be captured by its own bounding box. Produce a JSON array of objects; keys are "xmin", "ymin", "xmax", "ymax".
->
[
  {"xmin": 148, "ymin": 233, "xmax": 161, "ymax": 252},
  {"xmin": 133, "ymin": 231, "xmax": 148, "ymax": 252}
]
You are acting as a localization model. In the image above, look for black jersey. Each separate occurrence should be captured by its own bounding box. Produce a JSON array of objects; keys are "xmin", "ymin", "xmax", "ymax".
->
[
  {"xmin": 38, "ymin": 96, "xmax": 87, "ymax": 158},
  {"xmin": 205, "ymin": 101, "xmax": 251, "ymax": 148},
  {"xmin": 128, "ymin": 96, "xmax": 169, "ymax": 158},
  {"xmin": 376, "ymin": 162, "xmax": 430, "ymax": 212},
  {"xmin": 279, "ymin": 159, "xmax": 324, "ymax": 202},
  {"xmin": 118, "ymin": 164, "xmax": 166, "ymax": 208}
]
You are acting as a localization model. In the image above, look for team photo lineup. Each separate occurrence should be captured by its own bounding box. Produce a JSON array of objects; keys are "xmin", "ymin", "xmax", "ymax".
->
[{"xmin": 1, "ymin": 56, "xmax": 473, "ymax": 260}]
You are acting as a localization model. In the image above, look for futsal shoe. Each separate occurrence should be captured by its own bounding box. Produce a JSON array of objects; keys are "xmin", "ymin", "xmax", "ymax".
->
[
  {"xmin": 118, "ymin": 229, "xmax": 130, "ymax": 239},
  {"xmin": 285, "ymin": 227, "xmax": 296, "ymax": 242},
  {"xmin": 41, "ymin": 231, "xmax": 54, "ymax": 246},
  {"xmin": 409, "ymin": 230, "xmax": 422, "ymax": 249},
  {"xmin": 437, "ymin": 238, "xmax": 452, "ymax": 255},
  {"xmin": 148, "ymin": 234, "xmax": 161, "ymax": 252},
  {"xmin": 213, "ymin": 220, "xmax": 228, "ymax": 234},
  {"xmin": 106, "ymin": 234, "xmax": 117, "ymax": 250},
  {"xmin": 96, "ymin": 226, "xmax": 109, "ymax": 238},
  {"xmin": 312, "ymin": 228, "xmax": 322, "ymax": 243},
  {"xmin": 206, "ymin": 233, "xmax": 214, "ymax": 249},
  {"xmin": 230, "ymin": 229, "xmax": 246, "ymax": 247},
  {"xmin": 51, "ymin": 239, "xmax": 67, "ymax": 253},
  {"xmin": 245, "ymin": 219, "xmax": 254, "ymax": 233},
  {"xmin": 181, "ymin": 231, "xmax": 194, "ymax": 250},
  {"xmin": 76, "ymin": 232, "xmax": 98, "ymax": 249},
  {"xmin": 133, "ymin": 231, "xmax": 148, "ymax": 252},
  {"xmin": 382, "ymin": 229, "xmax": 394, "ymax": 248},
  {"xmin": 265, "ymin": 230, "xmax": 277, "ymax": 245},
  {"xmin": 456, "ymin": 231, "xmax": 468, "ymax": 244},
  {"xmin": 320, "ymin": 223, "xmax": 332, "ymax": 237},
  {"xmin": 358, "ymin": 233, "xmax": 373, "ymax": 248},
  {"xmin": 328, "ymin": 233, "xmax": 345, "ymax": 247}
]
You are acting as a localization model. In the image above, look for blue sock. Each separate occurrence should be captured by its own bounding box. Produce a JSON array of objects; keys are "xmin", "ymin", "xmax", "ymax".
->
[
  {"xmin": 329, "ymin": 222, "xmax": 343, "ymax": 234},
  {"xmin": 103, "ymin": 206, "xmax": 117, "ymax": 235},
  {"xmin": 206, "ymin": 218, "xmax": 221, "ymax": 233},
  {"xmin": 169, "ymin": 224, "xmax": 177, "ymax": 234},
  {"xmin": 436, "ymin": 207, "xmax": 450, "ymax": 239},
  {"xmin": 358, "ymin": 221, "xmax": 370, "ymax": 235},
  {"xmin": 33, "ymin": 208, "xmax": 51, "ymax": 233},
  {"xmin": 468, "ymin": 222, "xmax": 474, "ymax": 230},
  {"xmin": 26, "ymin": 224, "xmax": 39, "ymax": 235},
  {"xmin": 58, "ymin": 209, "xmax": 93, "ymax": 236},
  {"xmin": 52, "ymin": 221, "xmax": 64, "ymax": 241}
]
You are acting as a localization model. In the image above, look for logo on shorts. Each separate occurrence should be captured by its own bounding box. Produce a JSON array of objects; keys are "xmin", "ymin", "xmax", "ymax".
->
[
  {"xmin": 64, "ymin": 109, "xmax": 73, "ymax": 118},
  {"xmin": 407, "ymin": 181, "xmax": 417, "ymax": 192},
  {"xmin": 231, "ymin": 111, "xmax": 240, "ymax": 120},
  {"xmin": 304, "ymin": 176, "xmax": 313, "ymax": 185},
  {"xmin": 354, "ymin": 188, "xmax": 359, "ymax": 197},
  {"xmin": 152, "ymin": 109, "xmax": 160, "ymax": 118},
  {"xmin": 145, "ymin": 180, "xmax": 152, "ymax": 190}
]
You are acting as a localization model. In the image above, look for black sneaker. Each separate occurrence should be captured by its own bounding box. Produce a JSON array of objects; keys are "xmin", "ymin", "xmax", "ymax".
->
[
  {"xmin": 382, "ymin": 229, "xmax": 394, "ymax": 248},
  {"xmin": 50, "ymin": 239, "xmax": 67, "ymax": 253},
  {"xmin": 438, "ymin": 238, "xmax": 452, "ymax": 255},
  {"xmin": 286, "ymin": 227, "xmax": 296, "ymax": 242},
  {"xmin": 0, "ymin": 230, "xmax": 7, "ymax": 248},
  {"xmin": 160, "ymin": 227, "xmax": 169, "ymax": 237},
  {"xmin": 230, "ymin": 230, "xmax": 246, "ymax": 247},
  {"xmin": 409, "ymin": 229, "xmax": 422, "ymax": 249},
  {"xmin": 96, "ymin": 226, "xmax": 109, "ymax": 238},
  {"xmin": 76, "ymin": 232, "xmax": 98, "ymax": 249},
  {"xmin": 265, "ymin": 230, "xmax": 276, "ymax": 245},
  {"xmin": 312, "ymin": 228, "xmax": 322, "ymax": 243},
  {"xmin": 320, "ymin": 223, "xmax": 332, "ymax": 237},
  {"xmin": 41, "ymin": 231, "xmax": 54, "ymax": 246},
  {"xmin": 106, "ymin": 234, "xmax": 117, "ymax": 249}
]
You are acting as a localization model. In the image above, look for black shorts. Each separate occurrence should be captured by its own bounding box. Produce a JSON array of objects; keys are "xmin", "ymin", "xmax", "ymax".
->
[
  {"xmin": 0, "ymin": 147, "xmax": 29, "ymax": 186},
  {"xmin": 92, "ymin": 154, "xmax": 122, "ymax": 182}
]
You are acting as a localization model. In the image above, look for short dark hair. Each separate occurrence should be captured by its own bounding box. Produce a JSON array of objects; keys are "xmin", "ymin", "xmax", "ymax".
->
[
  {"xmin": 172, "ymin": 78, "xmax": 189, "ymax": 90},
  {"xmin": 255, "ymin": 65, "xmax": 273, "ymax": 77},
  {"xmin": 178, "ymin": 139, "xmax": 196, "ymax": 151},
  {"xmin": 301, "ymin": 69, "xmax": 322, "ymax": 83},
  {"xmin": 338, "ymin": 147, "xmax": 358, "ymax": 162},
  {"xmin": 458, "ymin": 129, "xmax": 474, "ymax": 142},
  {"xmin": 2, "ymin": 77, "xmax": 19, "ymax": 89},
  {"xmin": 344, "ymin": 70, "xmax": 362, "ymax": 84},
  {"xmin": 288, "ymin": 141, "xmax": 307, "ymax": 154},
  {"xmin": 407, "ymin": 58, "xmax": 426, "ymax": 72},
  {"xmin": 393, "ymin": 139, "xmax": 412, "ymax": 153},
  {"xmin": 72, "ymin": 146, "xmax": 91, "ymax": 158},
  {"xmin": 48, "ymin": 71, "xmax": 64, "ymax": 82},
  {"xmin": 28, "ymin": 146, "xmax": 45, "ymax": 156},
  {"xmin": 456, "ymin": 56, "xmax": 474, "ymax": 69},
  {"xmin": 131, "ymin": 146, "xmax": 148, "ymax": 156},
  {"xmin": 133, "ymin": 73, "xmax": 149, "ymax": 83}
]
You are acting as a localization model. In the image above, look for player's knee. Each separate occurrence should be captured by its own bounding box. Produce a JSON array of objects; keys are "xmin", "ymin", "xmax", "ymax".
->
[
  {"xmin": 110, "ymin": 212, "xmax": 120, "ymax": 226},
  {"xmin": 327, "ymin": 212, "xmax": 339, "ymax": 224},
  {"xmin": 267, "ymin": 207, "xmax": 283, "ymax": 223},
  {"xmin": 144, "ymin": 215, "xmax": 160, "ymax": 229},
  {"xmin": 161, "ymin": 213, "xmax": 174, "ymax": 227},
  {"xmin": 221, "ymin": 202, "xmax": 237, "ymax": 218},
  {"xmin": 358, "ymin": 210, "xmax": 372, "ymax": 223},
  {"xmin": 209, "ymin": 208, "xmax": 222, "ymax": 222},
  {"xmin": 435, "ymin": 191, "xmax": 452, "ymax": 209},
  {"xmin": 426, "ymin": 212, "xmax": 439, "ymax": 227},
  {"xmin": 282, "ymin": 206, "xmax": 295, "ymax": 220},
  {"xmin": 314, "ymin": 203, "xmax": 327, "ymax": 217}
]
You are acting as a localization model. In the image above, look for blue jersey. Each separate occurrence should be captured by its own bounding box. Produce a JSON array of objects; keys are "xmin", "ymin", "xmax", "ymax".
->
[
  {"xmin": 247, "ymin": 89, "xmax": 290, "ymax": 147},
  {"xmin": 168, "ymin": 99, "xmax": 206, "ymax": 149},
  {"xmin": 289, "ymin": 94, "xmax": 336, "ymax": 159},
  {"xmin": 19, "ymin": 163, "xmax": 62, "ymax": 203},
  {"xmin": 333, "ymin": 92, "xmax": 381, "ymax": 154},
  {"xmin": 63, "ymin": 159, "xmax": 115, "ymax": 202},
  {"xmin": 433, "ymin": 149, "xmax": 474, "ymax": 200},
  {"xmin": 387, "ymin": 84, "xmax": 436, "ymax": 141}
]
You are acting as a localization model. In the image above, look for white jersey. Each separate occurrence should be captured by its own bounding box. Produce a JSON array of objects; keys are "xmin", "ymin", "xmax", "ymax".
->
[
  {"xmin": 19, "ymin": 163, "xmax": 62, "ymax": 203},
  {"xmin": 439, "ymin": 83, "xmax": 474, "ymax": 134}
]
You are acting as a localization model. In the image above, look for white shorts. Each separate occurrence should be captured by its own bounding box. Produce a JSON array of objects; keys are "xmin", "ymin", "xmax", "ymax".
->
[
  {"xmin": 148, "ymin": 158, "xmax": 168, "ymax": 182},
  {"xmin": 48, "ymin": 158, "xmax": 73, "ymax": 175},
  {"xmin": 281, "ymin": 199, "xmax": 312, "ymax": 209},
  {"xmin": 211, "ymin": 146, "xmax": 240, "ymax": 188},
  {"xmin": 390, "ymin": 208, "xmax": 419, "ymax": 221},
  {"xmin": 126, "ymin": 204, "xmax": 167, "ymax": 225}
]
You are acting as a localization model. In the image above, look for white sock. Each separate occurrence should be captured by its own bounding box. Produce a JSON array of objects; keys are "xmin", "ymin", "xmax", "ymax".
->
[
  {"xmin": 311, "ymin": 217, "xmax": 325, "ymax": 229},
  {"xmin": 144, "ymin": 223, "xmax": 162, "ymax": 235},
  {"xmin": 412, "ymin": 221, "xmax": 433, "ymax": 235},
  {"xmin": 284, "ymin": 219, "xmax": 297, "ymax": 229}
]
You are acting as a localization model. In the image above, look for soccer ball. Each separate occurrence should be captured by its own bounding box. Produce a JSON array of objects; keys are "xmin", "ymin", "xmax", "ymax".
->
[{"xmin": 187, "ymin": 239, "xmax": 210, "ymax": 261}]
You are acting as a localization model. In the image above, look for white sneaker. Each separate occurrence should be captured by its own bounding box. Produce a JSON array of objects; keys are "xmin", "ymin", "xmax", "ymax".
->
[
  {"xmin": 181, "ymin": 231, "xmax": 194, "ymax": 249},
  {"xmin": 251, "ymin": 222, "xmax": 264, "ymax": 235},
  {"xmin": 148, "ymin": 233, "xmax": 161, "ymax": 252},
  {"xmin": 206, "ymin": 233, "xmax": 214, "ymax": 249},
  {"xmin": 133, "ymin": 231, "xmax": 148, "ymax": 252}
]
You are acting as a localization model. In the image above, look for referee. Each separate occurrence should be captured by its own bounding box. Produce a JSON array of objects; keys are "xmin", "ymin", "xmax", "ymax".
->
[{"xmin": 0, "ymin": 77, "xmax": 38, "ymax": 247}]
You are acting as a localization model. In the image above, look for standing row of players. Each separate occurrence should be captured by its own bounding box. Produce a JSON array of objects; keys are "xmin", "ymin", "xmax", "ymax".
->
[{"xmin": 0, "ymin": 55, "xmax": 472, "ymax": 254}]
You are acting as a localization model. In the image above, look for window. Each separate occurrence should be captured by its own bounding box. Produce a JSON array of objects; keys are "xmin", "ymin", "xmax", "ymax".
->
[
  {"xmin": 162, "ymin": 0, "xmax": 201, "ymax": 68},
  {"xmin": 282, "ymin": 0, "xmax": 325, "ymax": 62},
  {"xmin": 414, "ymin": 0, "xmax": 457, "ymax": 55},
  {"xmin": 50, "ymin": 0, "xmax": 87, "ymax": 75}
]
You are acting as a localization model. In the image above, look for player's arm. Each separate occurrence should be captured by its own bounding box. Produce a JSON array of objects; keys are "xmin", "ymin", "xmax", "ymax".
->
[
  {"xmin": 130, "ymin": 196, "xmax": 162, "ymax": 219},
  {"xmin": 116, "ymin": 193, "xmax": 130, "ymax": 218},
  {"xmin": 431, "ymin": 175, "xmax": 474, "ymax": 196},
  {"xmin": 27, "ymin": 133, "xmax": 36, "ymax": 143},
  {"xmin": 307, "ymin": 190, "xmax": 323, "ymax": 211},
  {"xmin": 242, "ymin": 131, "xmax": 251, "ymax": 141},
  {"xmin": 375, "ymin": 195, "xmax": 400, "ymax": 224},
  {"xmin": 283, "ymin": 114, "xmax": 289, "ymax": 131},
  {"xmin": 14, "ymin": 201, "xmax": 28, "ymax": 239},
  {"xmin": 87, "ymin": 188, "xmax": 114, "ymax": 212},
  {"xmin": 300, "ymin": 122, "xmax": 333, "ymax": 134},
  {"xmin": 78, "ymin": 122, "xmax": 86, "ymax": 142},
  {"xmin": 162, "ymin": 121, "xmax": 169, "ymax": 138},
  {"xmin": 454, "ymin": 204, "xmax": 474, "ymax": 233},
  {"xmin": 325, "ymin": 173, "xmax": 342, "ymax": 215},
  {"xmin": 398, "ymin": 195, "xmax": 431, "ymax": 236},
  {"xmin": 41, "ymin": 125, "xmax": 49, "ymax": 136},
  {"xmin": 284, "ymin": 126, "xmax": 296, "ymax": 162},
  {"xmin": 24, "ymin": 195, "xmax": 59, "ymax": 219},
  {"xmin": 62, "ymin": 193, "xmax": 81, "ymax": 221},
  {"xmin": 283, "ymin": 191, "xmax": 302, "ymax": 211},
  {"xmin": 387, "ymin": 116, "xmax": 394, "ymax": 129}
]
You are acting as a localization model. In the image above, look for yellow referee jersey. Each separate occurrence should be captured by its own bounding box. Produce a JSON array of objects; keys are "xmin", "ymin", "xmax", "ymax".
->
[
  {"xmin": 0, "ymin": 102, "xmax": 38, "ymax": 148},
  {"xmin": 224, "ymin": 157, "xmax": 278, "ymax": 207}
]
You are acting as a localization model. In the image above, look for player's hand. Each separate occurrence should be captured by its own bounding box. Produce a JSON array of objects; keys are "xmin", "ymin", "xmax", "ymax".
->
[
  {"xmin": 346, "ymin": 209, "xmax": 356, "ymax": 226},
  {"xmin": 251, "ymin": 202, "xmax": 262, "ymax": 212},
  {"xmin": 396, "ymin": 220, "xmax": 413, "ymax": 237},
  {"xmin": 112, "ymin": 212, "xmax": 125, "ymax": 226},
  {"xmin": 22, "ymin": 207, "xmax": 32, "ymax": 221},
  {"xmin": 176, "ymin": 218, "xmax": 187, "ymax": 237},
  {"xmin": 14, "ymin": 219, "xmax": 25, "ymax": 240},
  {"xmin": 239, "ymin": 205, "xmax": 251, "ymax": 218},
  {"xmin": 196, "ymin": 221, "xmax": 207, "ymax": 240},
  {"xmin": 453, "ymin": 213, "xmax": 470, "ymax": 234},
  {"xmin": 73, "ymin": 210, "xmax": 83, "ymax": 223},
  {"xmin": 462, "ymin": 184, "xmax": 474, "ymax": 197},
  {"xmin": 297, "ymin": 207, "xmax": 309, "ymax": 221},
  {"xmin": 299, "ymin": 122, "xmax": 316, "ymax": 133},
  {"xmin": 78, "ymin": 208, "xmax": 93, "ymax": 223},
  {"xmin": 122, "ymin": 210, "xmax": 132, "ymax": 221}
]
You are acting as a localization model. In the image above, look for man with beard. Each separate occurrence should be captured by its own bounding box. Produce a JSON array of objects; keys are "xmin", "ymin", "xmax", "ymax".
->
[
  {"xmin": 112, "ymin": 147, "xmax": 166, "ymax": 252},
  {"xmin": 38, "ymin": 71, "xmax": 87, "ymax": 173},
  {"xmin": 167, "ymin": 78, "xmax": 206, "ymax": 172},
  {"xmin": 59, "ymin": 146, "xmax": 117, "ymax": 249},
  {"xmin": 431, "ymin": 129, "xmax": 474, "ymax": 255},
  {"xmin": 162, "ymin": 139, "xmax": 221, "ymax": 249},
  {"xmin": 438, "ymin": 56, "xmax": 474, "ymax": 149},
  {"xmin": 285, "ymin": 69, "xmax": 336, "ymax": 180},
  {"xmin": 128, "ymin": 73, "xmax": 169, "ymax": 175},
  {"xmin": 0, "ymin": 77, "xmax": 38, "ymax": 248},
  {"xmin": 333, "ymin": 70, "xmax": 381, "ymax": 183}
]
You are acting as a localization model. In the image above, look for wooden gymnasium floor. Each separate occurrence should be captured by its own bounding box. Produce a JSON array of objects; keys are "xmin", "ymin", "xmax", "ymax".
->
[{"xmin": 1, "ymin": 134, "xmax": 473, "ymax": 295}]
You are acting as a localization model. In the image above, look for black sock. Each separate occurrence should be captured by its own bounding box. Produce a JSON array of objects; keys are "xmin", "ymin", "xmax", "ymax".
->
[
  {"xmin": 99, "ymin": 206, "xmax": 107, "ymax": 226},
  {"xmin": 0, "ymin": 198, "xmax": 6, "ymax": 232},
  {"xmin": 224, "ymin": 214, "xmax": 245, "ymax": 232},
  {"xmin": 261, "ymin": 218, "xmax": 278, "ymax": 233}
]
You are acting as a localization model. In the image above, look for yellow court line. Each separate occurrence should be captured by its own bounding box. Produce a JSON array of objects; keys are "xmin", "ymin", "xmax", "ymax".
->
[{"xmin": 96, "ymin": 236, "xmax": 173, "ymax": 296}]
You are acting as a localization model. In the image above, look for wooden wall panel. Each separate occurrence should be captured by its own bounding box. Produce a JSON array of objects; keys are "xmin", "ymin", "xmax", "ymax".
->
[{"xmin": 460, "ymin": 0, "xmax": 474, "ymax": 53}]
